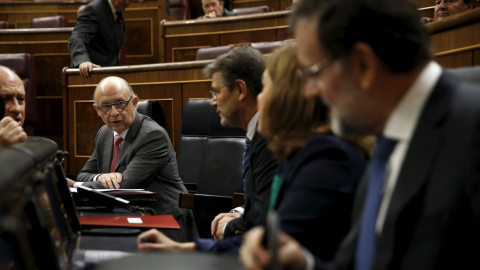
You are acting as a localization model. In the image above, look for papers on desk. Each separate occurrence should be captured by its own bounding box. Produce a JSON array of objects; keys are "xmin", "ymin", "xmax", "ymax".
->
[{"xmin": 70, "ymin": 188, "xmax": 145, "ymax": 193}]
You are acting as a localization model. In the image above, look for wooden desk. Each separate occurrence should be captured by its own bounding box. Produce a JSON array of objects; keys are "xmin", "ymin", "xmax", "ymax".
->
[
  {"xmin": 62, "ymin": 61, "xmax": 212, "ymax": 174},
  {"xmin": 427, "ymin": 7, "xmax": 480, "ymax": 67},
  {"xmin": 160, "ymin": 10, "xmax": 291, "ymax": 62}
]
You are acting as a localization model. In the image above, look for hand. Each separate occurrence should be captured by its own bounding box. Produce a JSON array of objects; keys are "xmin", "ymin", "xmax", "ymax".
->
[
  {"xmin": 211, "ymin": 212, "xmax": 242, "ymax": 241},
  {"xmin": 97, "ymin": 173, "xmax": 122, "ymax": 189},
  {"xmin": 66, "ymin": 178, "xmax": 77, "ymax": 188},
  {"xmin": 0, "ymin": 117, "xmax": 27, "ymax": 147},
  {"xmin": 78, "ymin": 62, "xmax": 100, "ymax": 78},
  {"xmin": 137, "ymin": 229, "xmax": 196, "ymax": 252},
  {"xmin": 204, "ymin": 11, "xmax": 218, "ymax": 18},
  {"xmin": 240, "ymin": 227, "xmax": 308, "ymax": 270}
]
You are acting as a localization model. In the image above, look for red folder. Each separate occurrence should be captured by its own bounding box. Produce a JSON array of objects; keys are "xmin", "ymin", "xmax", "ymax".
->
[{"xmin": 78, "ymin": 215, "xmax": 180, "ymax": 229}]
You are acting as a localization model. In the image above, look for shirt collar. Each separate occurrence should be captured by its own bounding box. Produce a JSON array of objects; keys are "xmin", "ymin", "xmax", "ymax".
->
[
  {"xmin": 383, "ymin": 61, "xmax": 442, "ymax": 142},
  {"xmin": 246, "ymin": 112, "xmax": 259, "ymax": 140},
  {"xmin": 108, "ymin": 0, "xmax": 119, "ymax": 19},
  {"xmin": 113, "ymin": 129, "xmax": 129, "ymax": 140}
]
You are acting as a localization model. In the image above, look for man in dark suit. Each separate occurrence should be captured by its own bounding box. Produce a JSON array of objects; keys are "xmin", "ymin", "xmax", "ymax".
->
[
  {"xmin": 71, "ymin": 76, "xmax": 197, "ymax": 242},
  {"xmin": 240, "ymin": 0, "xmax": 480, "ymax": 269},
  {"xmin": 137, "ymin": 46, "xmax": 278, "ymax": 251},
  {"xmin": 197, "ymin": 0, "xmax": 237, "ymax": 19},
  {"xmin": 68, "ymin": 0, "xmax": 132, "ymax": 78}
]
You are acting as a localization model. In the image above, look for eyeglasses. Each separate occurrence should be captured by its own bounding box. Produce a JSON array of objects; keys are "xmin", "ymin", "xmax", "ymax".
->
[
  {"xmin": 96, "ymin": 96, "xmax": 133, "ymax": 112},
  {"xmin": 210, "ymin": 90, "xmax": 218, "ymax": 100},
  {"xmin": 298, "ymin": 58, "xmax": 332, "ymax": 83}
]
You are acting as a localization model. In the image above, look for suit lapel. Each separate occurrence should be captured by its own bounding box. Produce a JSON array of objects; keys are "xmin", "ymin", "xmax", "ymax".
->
[
  {"xmin": 375, "ymin": 72, "xmax": 453, "ymax": 267},
  {"xmin": 114, "ymin": 112, "xmax": 144, "ymax": 172},
  {"xmin": 102, "ymin": 131, "xmax": 114, "ymax": 173}
]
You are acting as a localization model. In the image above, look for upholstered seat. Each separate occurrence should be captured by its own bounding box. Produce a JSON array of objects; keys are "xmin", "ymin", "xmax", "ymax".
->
[
  {"xmin": 177, "ymin": 99, "xmax": 245, "ymax": 237},
  {"xmin": 136, "ymin": 100, "xmax": 165, "ymax": 127},
  {"xmin": 30, "ymin": 15, "xmax": 68, "ymax": 28},
  {"xmin": 251, "ymin": 40, "xmax": 287, "ymax": 54},
  {"xmin": 169, "ymin": 0, "xmax": 190, "ymax": 20},
  {"xmin": 232, "ymin": 5, "xmax": 272, "ymax": 15},
  {"xmin": 0, "ymin": 53, "xmax": 38, "ymax": 135},
  {"xmin": 195, "ymin": 45, "xmax": 233, "ymax": 60},
  {"xmin": 0, "ymin": 21, "xmax": 9, "ymax": 29}
]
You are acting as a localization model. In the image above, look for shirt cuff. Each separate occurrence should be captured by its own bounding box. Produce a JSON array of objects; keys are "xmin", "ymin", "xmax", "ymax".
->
[
  {"xmin": 73, "ymin": 181, "xmax": 84, "ymax": 188},
  {"xmin": 93, "ymin": 174, "xmax": 101, "ymax": 181},
  {"xmin": 303, "ymin": 248, "xmax": 315, "ymax": 270},
  {"xmin": 230, "ymin": 207, "xmax": 245, "ymax": 215}
]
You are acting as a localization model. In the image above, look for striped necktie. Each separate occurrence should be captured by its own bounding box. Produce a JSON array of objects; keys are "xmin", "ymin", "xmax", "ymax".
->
[{"xmin": 242, "ymin": 137, "xmax": 251, "ymax": 194}]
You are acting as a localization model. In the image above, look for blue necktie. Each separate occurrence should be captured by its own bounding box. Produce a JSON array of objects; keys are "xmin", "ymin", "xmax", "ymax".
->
[
  {"xmin": 242, "ymin": 137, "xmax": 251, "ymax": 195},
  {"xmin": 355, "ymin": 136, "xmax": 397, "ymax": 270}
]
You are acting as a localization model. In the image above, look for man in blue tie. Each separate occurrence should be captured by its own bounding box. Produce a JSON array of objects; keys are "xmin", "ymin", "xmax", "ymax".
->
[
  {"xmin": 205, "ymin": 45, "xmax": 277, "ymax": 242},
  {"xmin": 241, "ymin": 0, "xmax": 480, "ymax": 269}
]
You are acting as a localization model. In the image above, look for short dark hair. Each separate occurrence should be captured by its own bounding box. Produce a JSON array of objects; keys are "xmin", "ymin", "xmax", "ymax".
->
[
  {"xmin": 319, "ymin": 0, "xmax": 432, "ymax": 73},
  {"xmin": 289, "ymin": 0, "xmax": 329, "ymax": 31},
  {"xmin": 204, "ymin": 45, "xmax": 265, "ymax": 97}
]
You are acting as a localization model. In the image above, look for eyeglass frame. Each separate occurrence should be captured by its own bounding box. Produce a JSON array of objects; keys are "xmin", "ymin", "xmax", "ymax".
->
[
  {"xmin": 210, "ymin": 89, "xmax": 218, "ymax": 100},
  {"xmin": 298, "ymin": 57, "xmax": 332, "ymax": 84},
  {"xmin": 95, "ymin": 96, "xmax": 133, "ymax": 112}
]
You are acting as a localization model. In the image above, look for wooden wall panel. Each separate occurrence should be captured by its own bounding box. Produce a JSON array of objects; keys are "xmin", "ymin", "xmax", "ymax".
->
[
  {"xmin": 161, "ymin": 10, "xmax": 291, "ymax": 62},
  {"xmin": 436, "ymin": 51, "xmax": 473, "ymax": 68}
]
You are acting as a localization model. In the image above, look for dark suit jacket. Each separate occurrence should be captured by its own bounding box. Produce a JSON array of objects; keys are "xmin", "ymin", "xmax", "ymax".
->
[
  {"xmin": 197, "ymin": 8, "xmax": 237, "ymax": 19},
  {"xmin": 77, "ymin": 112, "xmax": 198, "ymax": 242},
  {"xmin": 68, "ymin": 0, "xmax": 125, "ymax": 68},
  {"xmin": 196, "ymin": 134, "xmax": 366, "ymax": 258},
  {"xmin": 332, "ymin": 71, "xmax": 480, "ymax": 269},
  {"xmin": 224, "ymin": 131, "xmax": 277, "ymax": 238}
]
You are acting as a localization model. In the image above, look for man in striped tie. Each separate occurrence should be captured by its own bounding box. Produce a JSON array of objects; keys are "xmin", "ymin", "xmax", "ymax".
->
[{"xmin": 204, "ymin": 46, "xmax": 278, "ymax": 242}]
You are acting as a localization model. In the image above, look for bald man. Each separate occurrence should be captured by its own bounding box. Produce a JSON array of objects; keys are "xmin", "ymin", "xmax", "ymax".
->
[
  {"xmin": 72, "ymin": 76, "xmax": 197, "ymax": 242},
  {"xmin": 0, "ymin": 66, "xmax": 27, "ymax": 147}
]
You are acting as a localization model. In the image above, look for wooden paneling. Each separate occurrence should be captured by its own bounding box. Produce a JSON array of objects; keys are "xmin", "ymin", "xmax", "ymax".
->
[
  {"xmin": 62, "ymin": 61, "xmax": 212, "ymax": 174},
  {"xmin": 427, "ymin": 7, "xmax": 480, "ymax": 67},
  {"xmin": 161, "ymin": 10, "xmax": 290, "ymax": 62},
  {"xmin": 0, "ymin": 0, "xmax": 163, "ymax": 148}
]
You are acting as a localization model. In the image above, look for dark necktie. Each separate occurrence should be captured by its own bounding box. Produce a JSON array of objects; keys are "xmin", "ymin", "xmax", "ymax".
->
[
  {"xmin": 242, "ymin": 137, "xmax": 251, "ymax": 194},
  {"xmin": 115, "ymin": 11, "xmax": 124, "ymax": 49},
  {"xmin": 110, "ymin": 135, "xmax": 123, "ymax": 173},
  {"xmin": 355, "ymin": 136, "xmax": 397, "ymax": 270}
]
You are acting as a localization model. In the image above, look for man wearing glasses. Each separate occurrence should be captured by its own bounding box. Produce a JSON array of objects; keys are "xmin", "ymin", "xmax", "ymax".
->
[{"xmin": 71, "ymin": 76, "xmax": 197, "ymax": 242}]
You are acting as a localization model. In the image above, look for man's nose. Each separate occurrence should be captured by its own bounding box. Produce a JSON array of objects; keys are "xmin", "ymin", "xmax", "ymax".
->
[
  {"xmin": 438, "ymin": 1, "xmax": 446, "ymax": 8},
  {"xmin": 304, "ymin": 81, "xmax": 323, "ymax": 99},
  {"xmin": 110, "ymin": 105, "xmax": 120, "ymax": 116},
  {"xmin": 210, "ymin": 98, "xmax": 217, "ymax": 106},
  {"xmin": 8, "ymin": 99, "xmax": 22, "ymax": 114}
]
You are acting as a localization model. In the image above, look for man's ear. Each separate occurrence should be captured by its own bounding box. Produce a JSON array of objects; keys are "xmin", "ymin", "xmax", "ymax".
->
[
  {"xmin": 235, "ymin": 79, "xmax": 248, "ymax": 100},
  {"xmin": 349, "ymin": 42, "xmax": 378, "ymax": 92},
  {"xmin": 220, "ymin": 0, "xmax": 224, "ymax": 8},
  {"xmin": 131, "ymin": 96, "xmax": 139, "ymax": 109}
]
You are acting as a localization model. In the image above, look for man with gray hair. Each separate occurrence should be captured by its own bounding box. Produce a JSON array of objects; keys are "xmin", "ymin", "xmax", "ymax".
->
[
  {"xmin": 70, "ymin": 76, "xmax": 197, "ymax": 242},
  {"xmin": 434, "ymin": 0, "xmax": 475, "ymax": 20}
]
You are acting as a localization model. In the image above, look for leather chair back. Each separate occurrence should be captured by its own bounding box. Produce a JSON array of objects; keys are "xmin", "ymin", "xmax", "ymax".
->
[
  {"xmin": 195, "ymin": 45, "xmax": 233, "ymax": 61},
  {"xmin": 136, "ymin": 100, "xmax": 165, "ymax": 127},
  {"xmin": 232, "ymin": 5, "xmax": 272, "ymax": 15},
  {"xmin": 0, "ymin": 21, "xmax": 9, "ymax": 29},
  {"xmin": 448, "ymin": 66, "xmax": 480, "ymax": 84},
  {"xmin": 169, "ymin": 0, "xmax": 191, "ymax": 20},
  {"xmin": 0, "ymin": 53, "xmax": 38, "ymax": 135},
  {"xmin": 177, "ymin": 99, "xmax": 245, "ymax": 195},
  {"xmin": 251, "ymin": 40, "xmax": 287, "ymax": 54},
  {"xmin": 30, "ymin": 15, "xmax": 68, "ymax": 28}
]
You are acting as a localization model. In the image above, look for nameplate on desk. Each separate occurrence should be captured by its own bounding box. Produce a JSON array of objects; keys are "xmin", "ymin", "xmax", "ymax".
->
[{"xmin": 79, "ymin": 215, "xmax": 180, "ymax": 229}]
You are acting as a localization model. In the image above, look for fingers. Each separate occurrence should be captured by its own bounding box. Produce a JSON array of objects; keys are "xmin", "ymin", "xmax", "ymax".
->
[
  {"xmin": 211, "ymin": 213, "xmax": 225, "ymax": 237},
  {"xmin": 79, "ymin": 62, "xmax": 100, "ymax": 78},
  {"xmin": 66, "ymin": 178, "xmax": 77, "ymax": 188},
  {"xmin": 136, "ymin": 229, "xmax": 184, "ymax": 252},
  {"xmin": 0, "ymin": 117, "xmax": 27, "ymax": 147},
  {"xmin": 240, "ymin": 227, "xmax": 271, "ymax": 270},
  {"xmin": 98, "ymin": 173, "xmax": 123, "ymax": 189}
]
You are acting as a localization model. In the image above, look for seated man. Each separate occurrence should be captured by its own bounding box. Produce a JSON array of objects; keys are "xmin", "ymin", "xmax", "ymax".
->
[
  {"xmin": 0, "ymin": 66, "xmax": 27, "ymax": 147},
  {"xmin": 434, "ymin": 0, "xmax": 475, "ymax": 20},
  {"xmin": 70, "ymin": 76, "xmax": 197, "ymax": 242},
  {"xmin": 198, "ymin": 0, "xmax": 237, "ymax": 19}
]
